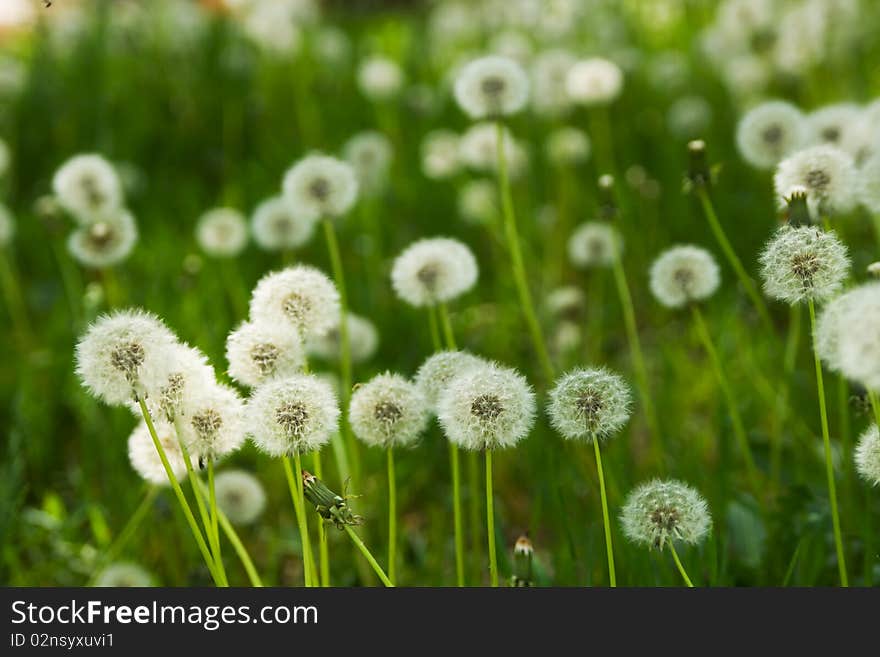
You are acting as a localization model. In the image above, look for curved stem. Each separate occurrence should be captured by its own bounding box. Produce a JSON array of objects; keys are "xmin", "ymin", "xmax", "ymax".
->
[
  {"xmin": 669, "ymin": 542, "xmax": 694, "ymax": 587},
  {"xmin": 592, "ymin": 437, "xmax": 617, "ymax": 587},
  {"xmin": 344, "ymin": 525, "xmax": 395, "ymax": 587},
  {"xmin": 495, "ymin": 121, "xmax": 554, "ymax": 383},
  {"xmin": 282, "ymin": 455, "xmax": 314, "ymax": 587},
  {"xmin": 89, "ymin": 485, "xmax": 158, "ymax": 583},
  {"xmin": 312, "ymin": 452, "xmax": 330, "ymax": 587},
  {"xmin": 485, "ymin": 450, "xmax": 499, "ymax": 587},
  {"xmin": 387, "ymin": 448, "xmax": 398, "ymax": 583},
  {"xmin": 808, "ymin": 299, "xmax": 848, "ymax": 586},
  {"xmin": 136, "ymin": 399, "xmax": 222, "ymax": 586}
]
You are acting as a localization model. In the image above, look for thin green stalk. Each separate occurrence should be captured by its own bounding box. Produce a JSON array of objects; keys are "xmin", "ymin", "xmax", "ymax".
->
[
  {"xmin": 219, "ymin": 259, "xmax": 248, "ymax": 319},
  {"xmin": 669, "ymin": 542, "xmax": 694, "ymax": 587},
  {"xmin": 387, "ymin": 448, "xmax": 398, "ymax": 583},
  {"xmin": 323, "ymin": 218, "xmax": 359, "ymax": 484},
  {"xmin": 611, "ymin": 254, "xmax": 663, "ymax": 455},
  {"xmin": 89, "ymin": 485, "xmax": 158, "ymax": 583},
  {"xmin": 696, "ymin": 188, "xmax": 773, "ymax": 331},
  {"xmin": 468, "ymin": 450, "xmax": 481, "ymax": 582},
  {"xmin": 50, "ymin": 240, "xmax": 82, "ymax": 321},
  {"xmin": 485, "ymin": 450, "xmax": 499, "ymax": 587},
  {"xmin": 428, "ymin": 305, "xmax": 442, "ymax": 352},
  {"xmin": 588, "ymin": 106, "xmax": 616, "ymax": 177},
  {"xmin": 136, "ymin": 399, "xmax": 222, "ymax": 586},
  {"xmin": 808, "ymin": 299, "xmax": 848, "ymax": 586},
  {"xmin": 207, "ymin": 460, "xmax": 221, "ymax": 578},
  {"xmin": 282, "ymin": 455, "xmax": 315, "ymax": 587},
  {"xmin": 495, "ymin": 121, "xmax": 554, "ymax": 383},
  {"xmin": 343, "ymin": 525, "xmax": 395, "ymax": 587},
  {"xmin": 438, "ymin": 303, "xmax": 457, "ymax": 350},
  {"xmin": 312, "ymin": 452, "xmax": 330, "ymax": 587},
  {"xmin": 691, "ymin": 305, "xmax": 760, "ymax": 494},
  {"xmin": 102, "ymin": 268, "xmax": 124, "ymax": 309},
  {"xmin": 592, "ymin": 436, "xmax": 617, "ymax": 587},
  {"xmin": 0, "ymin": 251, "xmax": 31, "ymax": 341}
]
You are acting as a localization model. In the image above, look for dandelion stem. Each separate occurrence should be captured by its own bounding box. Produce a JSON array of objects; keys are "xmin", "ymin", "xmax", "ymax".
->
[
  {"xmin": 282, "ymin": 454, "xmax": 315, "ymax": 587},
  {"xmin": 495, "ymin": 121, "xmax": 554, "ymax": 383},
  {"xmin": 90, "ymin": 485, "xmax": 158, "ymax": 582},
  {"xmin": 136, "ymin": 399, "xmax": 223, "ymax": 586},
  {"xmin": 591, "ymin": 436, "xmax": 617, "ymax": 587},
  {"xmin": 468, "ymin": 449, "xmax": 482, "ymax": 582},
  {"xmin": 807, "ymin": 298, "xmax": 848, "ymax": 586},
  {"xmin": 0, "ymin": 250, "xmax": 32, "ymax": 343},
  {"xmin": 343, "ymin": 525, "xmax": 395, "ymax": 587},
  {"xmin": 427, "ymin": 305, "xmax": 442, "ymax": 352},
  {"xmin": 207, "ymin": 460, "xmax": 221, "ymax": 578},
  {"xmin": 696, "ymin": 187, "xmax": 773, "ymax": 331},
  {"xmin": 323, "ymin": 218, "xmax": 359, "ymax": 484},
  {"xmin": 101, "ymin": 268, "xmax": 124, "ymax": 309},
  {"xmin": 50, "ymin": 239, "xmax": 82, "ymax": 321},
  {"xmin": 387, "ymin": 447, "xmax": 398, "ymax": 583},
  {"xmin": 691, "ymin": 305, "xmax": 760, "ymax": 494},
  {"xmin": 438, "ymin": 303, "xmax": 457, "ymax": 349},
  {"xmin": 668, "ymin": 542, "xmax": 694, "ymax": 587},
  {"xmin": 485, "ymin": 449, "xmax": 499, "ymax": 587},
  {"xmin": 312, "ymin": 451, "xmax": 330, "ymax": 587}
]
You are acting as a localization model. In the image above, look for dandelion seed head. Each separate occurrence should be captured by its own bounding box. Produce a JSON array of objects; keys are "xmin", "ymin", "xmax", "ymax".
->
[
  {"xmin": 128, "ymin": 418, "xmax": 187, "ymax": 486},
  {"xmin": 391, "ymin": 237, "xmax": 478, "ymax": 308},
  {"xmin": 621, "ymin": 479, "xmax": 712, "ymax": 549},
  {"xmin": 349, "ymin": 372, "xmax": 429, "ymax": 448},
  {"xmin": 214, "ymin": 469, "xmax": 267, "ymax": 525},
  {"xmin": 568, "ymin": 222, "xmax": 622, "ymax": 269},
  {"xmin": 437, "ymin": 361, "xmax": 536, "ymax": 451},
  {"xmin": 414, "ymin": 350, "xmax": 486, "ymax": 412},
  {"xmin": 759, "ymin": 225, "xmax": 849, "ymax": 304},
  {"xmin": 805, "ymin": 103, "xmax": 862, "ymax": 148},
  {"xmin": 548, "ymin": 367, "xmax": 632, "ymax": 442},
  {"xmin": 95, "ymin": 562, "xmax": 155, "ymax": 587},
  {"xmin": 855, "ymin": 424, "xmax": 880, "ymax": 486},
  {"xmin": 458, "ymin": 122, "xmax": 527, "ymax": 178},
  {"xmin": 282, "ymin": 154, "xmax": 358, "ymax": 219},
  {"xmin": 246, "ymin": 374, "xmax": 339, "ymax": 457},
  {"xmin": 249, "ymin": 265, "xmax": 340, "ymax": 338},
  {"xmin": 0, "ymin": 202, "xmax": 15, "ymax": 246},
  {"xmin": 52, "ymin": 153, "xmax": 123, "ymax": 223},
  {"xmin": 306, "ymin": 312, "xmax": 378, "ymax": 365},
  {"xmin": 774, "ymin": 145, "xmax": 857, "ymax": 216},
  {"xmin": 823, "ymin": 283, "xmax": 880, "ymax": 390},
  {"xmin": 67, "ymin": 209, "xmax": 138, "ymax": 269},
  {"xmin": 736, "ymin": 100, "xmax": 805, "ymax": 169},
  {"xmin": 546, "ymin": 127, "xmax": 591, "ymax": 166},
  {"xmin": 180, "ymin": 383, "xmax": 246, "ymax": 462},
  {"xmin": 226, "ymin": 320, "xmax": 305, "ymax": 388},
  {"xmin": 858, "ymin": 153, "xmax": 880, "ymax": 214},
  {"xmin": 565, "ymin": 57, "xmax": 623, "ymax": 106},
  {"xmin": 195, "ymin": 208, "xmax": 248, "ymax": 258},
  {"xmin": 251, "ymin": 196, "xmax": 318, "ymax": 252},
  {"xmin": 343, "ymin": 131, "xmax": 393, "ymax": 196},
  {"xmin": 75, "ymin": 309, "xmax": 177, "ymax": 406},
  {"xmin": 357, "ymin": 55, "xmax": 404, "ymax": 101},
  {"xmin": 241, "ymin": 1, "xmax": 302, "ymax": 56},
  {"xmin": 421, "ymin": 130, "xmax": 460, "ymax": 180},
  {"xmin": 649, "ymin": 245, "xmax": 720, "ymax": 308},
  {"xmin": 453, "ymin": 55, "xmax": 529, "ymax": 119},
  {"xmin": 129, "ymin": 342, "xmax": 215, "ymax": 423}
]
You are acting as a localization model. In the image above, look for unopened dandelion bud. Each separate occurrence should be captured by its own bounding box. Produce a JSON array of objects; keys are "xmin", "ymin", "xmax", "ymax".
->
[
  {"xmin": 784, "ymin": 186, "xmax": 811, "ymax": 227},
  {"xmin": 510, "ymin": 535, "xmax": 534, "ymax": 587},
  {"xmin": 686, "ymin": 139, "xmax": 711, "ymax": 190},
  {"xmin": 302, "ymin": 470, "xmax": 363, "ymax": 529}
]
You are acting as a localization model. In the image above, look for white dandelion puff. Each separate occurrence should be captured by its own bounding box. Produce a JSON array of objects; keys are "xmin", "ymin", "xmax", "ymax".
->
[
  {"xmin": 241, "ymin": 1, "xmax": 302, "ymax": 56},
  {"xmin": 649, "ymin": 245, "xmax": 721, "ymax": 309},
  {"xmin": 805, "ymin": 103, "xmax": 862, "ymax": 148},
  {"xmin": 547, "ymin": 367, "xmax": 632, "ymax": 442},
  {"xmin": 421, "ymin": 130, "xmax": 461, "ymax": 180},
  {"xmin": 343, "ymin": 131, "xmax": 393, "ymax": 197},
  {"xmin": 357, "ymin": 55, "xmax": 404, "ymax": 101},
  {"xmin": 349, "ymin": 372, "xmax": 429, "ymax": 449},
  {"xmin": 855, "ymin": 425, "xmax": 880, "ymax": 486},
  {"xmin": 214, "ymin": 469, "xmax": 267, "ymax": 525},
  {"xmin": 128, "ymin": 419, "xmax": 187, "ymax": 486},
  {"xmin": 179, "ymin": 383, "xmax": 246, "ymax": 463},
  {"xmin": 858, "ymin": 153, "xmax": 880, "ymax": 214},
  {"xmin": 736, "ymin": 100, "xmax": 806, "ymax": 169},
  {"xmin": 774, "ymin": 145, "xmax": 857, "ymax": 216},
  {"xmin": 391, "ymin": 237, "xmax": 479, "ymax": 308},
  {"xmin": 246, "ymin": 374, "xmax": 339, "ymax": 457},
  {"xmin": 67, "ymin": 209, "xmax": 138, "ymax": 269},
  {"xmin": 453, "ymin": 55, "xmax": 530, "ymax": 119},
  {"xmin": 52, "ymin": 153, "xmax": 123, "ymax": 223},
  {"xmin": 414, "ymin": 350, "xmax": 486, "ymax": 412},
  {"xmin": 306, "ymin": 312, "xmax": 378, "ymax": 365},
  {"xmin": 568, "ymin": 222, "xmax": 622, "ymax": 269},
  {"xmin": 530, "ymin": 49, "xmax": 576, "ymax": 117},
  {"xmin": 458, "ymin": 122, "xmax": 527, "ymax": 177},
  {"xmin": 251, "ymin": 196, "xmax": 318, "ymax": 252},
  {"xmin": 94, "ymin": 562, "xmax": 155, "ymax": 587},
  {"xmin": 282, "ymin": 154, "xmax": 358, "ymax": 219},
  {"xmin": 565, "ymin": 57, "xmax": 624, "ymax": 106},
  {"xmin": 195, "ymin": 208, "xmax": 248, "ymax": 258},
  {"xmin": 249, "ymin": 265, "xmax": 341, "ymax": 338},
  {"xmin": 620, "ymin": 479, "xmax": 712, "ymax": 549},
  {"xmin": 821, "ymin": 283, "xmax": 880, "ymax": 390},
  {"xmin": 226, "ymin": 320, "xmax": 305, "ymax": 388},
  {"xmin": 437, "ymin": 361, "xmax": 536, "ymax": 451},
  {"xmin": 129, "ymin": 342, "xmax": 215, "ymax": 423},
  {"xmin": 759, "ymin": 225, "xmax": 849, "ymax": 305}
]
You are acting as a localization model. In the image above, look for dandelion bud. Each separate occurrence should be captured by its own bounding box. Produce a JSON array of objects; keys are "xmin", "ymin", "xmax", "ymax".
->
[
  {"xmin": 226, "ymin": 320, "xmax": 305, "ymax": 388},
  {"xmin": 282, "ymin": 154, "xmax": 358, "ymax": 219},
  {"xmin": 565, "ymin": 57, "xmax": 623, "ymax": 106},
  {"xmin": 307, "ymin": 312, "xmax": 379, "ymax": 365},
  {"xmin": 421, "ymin": 130, "xmax": 461, "ymax": 180},
  {"xmin": 568, "ymin": 222, "xmax": 622, "ymax": 269},
  {"xmin": 620, "ymin": 479, "xmax": 712, "ymax": 550},
  {"xmin": 548, "ymin": 367, "xmax": 632, "ymax": 442},
  {"xmin": 759, "ymin": 226, "xmax": 849, "ymax": 305},
  {"xmin": 685, "ymin": 139, "xmax": 711, "ymax": 189},
  {"xmin": 249, "ymin": 265, "xmax": 341, "ymax": 338},
  {"xmin": 453, "ymin": 55, "xmax": 530, "ymax": 119},
  {"xmin": 649, "ymin": 245, "xmax": 720, "ymax": 309},
  {"xmin": 246, "ymin": 374, "xmax": 339, "ymax": 457},
  {"xmin": 344, "ymin": 131, "xmax": 393, "ymax": 197},
  {"xmin": 784, "ymin": 186, "xmax": 812, "ymax": 226},
  {"xmin": 251, "ymin": 196, "xmax": 318, "ymax": 252},
  {"xmin": 0, "ymin": 202, "xmax": 14, "ymax": 247},
  {"xmin": 67, "ymin": 209, "xmax": 138, "ymax": 268},
  {"xmin": 214, "ymin": 470, "xmax": 267, "ymax": 525},
  {"xmin": 391, "ymin": 237, "xmax": 478, "ymax": 308},
  {"xmin": 195, "ymin": 208, "xmax": 248, "ymax": 258},
  {"xmin": 437, "ymin": 361, "xmax": 536, "ymax": 451},
  {"xmin": 52, "ymin": 153, "xmax": 123, "ymax": 223},
  {"xmin": 302, "ymin": 470, "xmax": 362, "ymax": 529},
  {"xmin": 357, "ymin": 55, "xmax": 404, "ymax": 102},
  {"xmin": 75, "ymin": 309, "xmax": 177, "ymax": 406},
  {"xmin": 855, "ymin": 425, "xmax": 880, "ymax": 486},
  {"xmin": 349, "ymin": 373, "xmax": 429, "ymax": 449},
  {"xmin": 95, "ymin": 562, "xmax": 155, "ymax": 587},
  {"xmin": 128, "ymin": 419, "xmax": 187, "ymax": 485},
  {"xmin": 414, "ymin": 350, "xmax": 486, "ymax": 412},
  {"xmin": 774, "ymin": 145, "xmax": 857, "ymax": 216},
  {"xmin": 510, "ymin": 535, "xmax": 534, "ymax": 587},
  {"xmin": 179, "ymin": 383, "xmax": 246, "ymax": 463},
  {"xmin": 736, "ymin": 101, "xmax": 805, "ymax": 169}
]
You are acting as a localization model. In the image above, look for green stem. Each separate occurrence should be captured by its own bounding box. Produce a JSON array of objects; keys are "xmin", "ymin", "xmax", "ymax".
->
[
  {"xmin": 438, "ymin": 303, "xmax": 457, "ymax": 350},
  {"xmin": 312, "ymin": 452, "xmax": 330, "ymax": 587},
  {"xmin": 485, "ymin": 450, "xmax": 499, "ymax": 587},
  {"xmin": 89, "ymin": 485, "xmax": 158, "ymax": 583},
  {"xmin": 592, "ymin": 437, "xmax": 617, "ymax": 587},
  {"xmin": 0, "ymin": 250, "xmax": 31, "ymax": 342},
  {"xmin": 282, "ymin": 454, "xmax": 314, "ymax": 587},
  {"xmin": 343, "ymin": 525, "xmax": 395, "ymax": 587},
  {"xmin": 808, "ymin": 298, "xmax": 848, "ymax": 586},
  {"xmin": 428, "ymin": 305, "xmax": 442, "ymax": 351},
  {"xmin": 495, "ymin": 121, "xmax": 554, "ymax": 383},
  {"xmin": 696, "ymin": 187, "xmax": 773, "ymax": 331},
  {"xmin": 669, "ymin": 542, "xmax": 694, "ymax": 587},
  {"xmin": 50, "ymin": 239, "xmax": 83, "ymax": 321},
  {"xmin": 136, "ymin": 399, "xmax": 222, "ymax": 586},
  {"xmin": 207, "ymin": 460, "xmax": 221, "ymax": 578},
  {"xmin": 691, "ymin": 305, "xmax": 760, "ymax": 495},
  {"xmin": 468, "ymin": 450, "xmax": 482, "ymax": 582},
  {"xmin": 387, "ymin": 448, "xmax": 398, "ymax": 583},
  {"xmin": 772, "ymin": 304, "xmax": 802, "ymax": 486}
]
